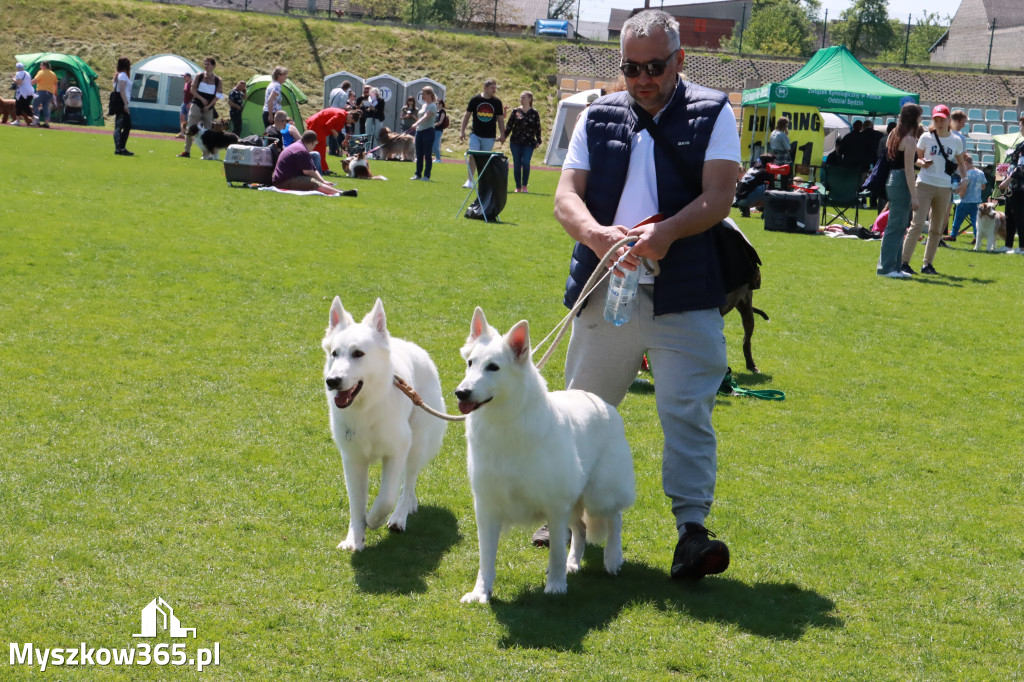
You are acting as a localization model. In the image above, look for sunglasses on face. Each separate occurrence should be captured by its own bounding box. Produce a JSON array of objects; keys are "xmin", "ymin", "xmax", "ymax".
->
[{"xmin": 619, "ymin": 51, "xmax": 678, "ymax": 78}]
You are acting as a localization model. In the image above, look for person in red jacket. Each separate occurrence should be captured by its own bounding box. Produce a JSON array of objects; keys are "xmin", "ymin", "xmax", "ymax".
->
[{"xmin": 305, "ymin": 107, "xmax": 347, "ymax": 173}]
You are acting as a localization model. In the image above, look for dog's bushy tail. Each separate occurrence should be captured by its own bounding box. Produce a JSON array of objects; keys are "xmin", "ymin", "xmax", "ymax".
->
[{"xmin": 582, "ymin": 512, "xmax": 609, "ymax": 545}]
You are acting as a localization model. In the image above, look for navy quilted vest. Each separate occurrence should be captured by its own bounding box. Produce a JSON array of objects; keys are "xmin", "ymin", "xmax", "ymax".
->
[{"xmin": 563, "ymin": 79, "xmax": 728, "ymax": 315}]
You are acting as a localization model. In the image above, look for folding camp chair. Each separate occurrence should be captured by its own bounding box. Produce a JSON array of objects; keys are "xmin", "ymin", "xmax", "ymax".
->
[
  {"xmin": 820, "ymin": 165, "xmax": 865, "ymax": 227},
  {"xmin": 457, "ymin": 150, "xmax": 508, "ymax": 223}
]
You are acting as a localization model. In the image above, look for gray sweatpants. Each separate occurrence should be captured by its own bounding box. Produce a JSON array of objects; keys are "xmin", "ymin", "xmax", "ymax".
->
[{"xmin": 565, "ymin": 281, "xmax": 727, "ymax": 532}]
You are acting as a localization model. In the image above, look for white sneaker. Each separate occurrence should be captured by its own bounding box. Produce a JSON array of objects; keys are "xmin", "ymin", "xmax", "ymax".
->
[
  {"xmin": 410, "ymin": 175, "xmax": 420, "ymax": 180},
  {"xmin": 462, "ymin": 180, "xmax": 474, "ymax": 189},
  {"xmin": 1005, "ymin": 248, "xmax": 1018, "ymax": 254},
  {"xmin": 884, "ymin": 271, "xmax": 911, "ymax": 279},
  {"xmin": 994, "ymin": 246, "xmax": 1010, "ymax": 253}
]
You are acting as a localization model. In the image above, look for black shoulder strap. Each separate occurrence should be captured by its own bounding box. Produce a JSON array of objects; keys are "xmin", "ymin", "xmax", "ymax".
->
[{"xmin": 631, "ymin": 103, "xmax": 702, "ymax": 197}]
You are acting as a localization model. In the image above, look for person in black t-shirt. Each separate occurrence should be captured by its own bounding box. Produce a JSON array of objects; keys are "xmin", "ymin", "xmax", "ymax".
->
[{"xmin": 459, "ymin": 78, "xmax": 505, "ymax": 188}]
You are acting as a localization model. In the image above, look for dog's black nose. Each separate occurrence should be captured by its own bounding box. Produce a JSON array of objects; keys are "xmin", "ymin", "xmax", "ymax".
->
[
  {"xmin": 326, "ymin": 377, "xmax": 342, "ymax": 390},
  {"xmin": 455, "ymin": 388, "xmax": 471, "ymax": 401}
]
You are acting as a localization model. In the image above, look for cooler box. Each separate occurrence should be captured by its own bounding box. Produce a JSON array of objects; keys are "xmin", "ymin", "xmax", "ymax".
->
[
  {"xmin": 763, "ymin": 190, "xmax": 820, "ymax": 234},
  {"xmin": 224, "ymin": 144, "xmax": 274, "ymax": 186}
]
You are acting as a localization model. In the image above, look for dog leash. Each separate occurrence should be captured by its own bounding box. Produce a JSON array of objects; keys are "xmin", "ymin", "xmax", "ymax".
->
[
  {"xmin": 717, "ymin": 370, "xmax": 786, "ymax": 401},
  {"xmin": 365, "ymin": 124, "xmax": 416, "ymax": 157},
  {"xmin": 395, "ymin": 224, "xmax": 659, "ymax": 422}
]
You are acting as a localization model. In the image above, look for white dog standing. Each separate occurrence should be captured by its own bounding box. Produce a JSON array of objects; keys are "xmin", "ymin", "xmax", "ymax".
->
[
  {"xmin": 455, "ymin": 308, "xmax": 635, "ymax": 603},
  {"xmin": 322, "ymin": 297, "xmax": 447, "ymax": 551}
]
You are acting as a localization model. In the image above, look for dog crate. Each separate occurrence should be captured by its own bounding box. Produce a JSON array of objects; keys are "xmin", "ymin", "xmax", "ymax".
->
[
  {"xmin": 224, "ymin": 144, "xmax": 274, "ymax": 187},
  {"xmin": 763, "ymin": 190, "xmax": 820, "ymax": 234}
]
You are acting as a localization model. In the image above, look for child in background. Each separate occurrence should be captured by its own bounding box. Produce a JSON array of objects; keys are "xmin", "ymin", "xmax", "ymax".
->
[{"xmin": 947, "ymin": 154, "xmax": 986, "ymax": 243}]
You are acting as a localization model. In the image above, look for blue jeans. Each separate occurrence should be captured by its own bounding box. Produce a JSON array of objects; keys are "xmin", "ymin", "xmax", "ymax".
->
[
  {"xmin": 951, "ymin": 201, "xmax": 979, "ymax": 238},
  {"xmin": 311, "ymin": 151, "xmax": 322, "ymax": 175},
  {"xmin": 33, "ymin": 91, "xmax": 54, "ymax": 122},
  {"xmin": 734, "ymin": 184, "xmax": 766, "ymax": 209},
  {"xmin": 415, "ymin": 127, "xmax": 435, "ymax": 179},
  {"xmin": 509, "ymin": 143, "xmax": 534, "ymax": 189},
  {"xmin": 432, "ymin": 129, "xmax": 442, "ymax": 161},
  {"xmin": 878, "ymin": 169, "xmax": 910, "ymax": 274}
]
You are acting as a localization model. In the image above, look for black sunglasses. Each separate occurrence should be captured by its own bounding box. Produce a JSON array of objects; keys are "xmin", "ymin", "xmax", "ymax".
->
[{"xmin": 619, "ymin": 51, "xmax": 678, "ymax": 79}]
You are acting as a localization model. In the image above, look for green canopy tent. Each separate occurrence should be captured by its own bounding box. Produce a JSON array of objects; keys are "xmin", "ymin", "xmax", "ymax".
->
[
  {"xmin": 741, "ymin": 46, "xmax": 918, "ymax": 165},
  {"xmin": 241, "ymin": 76, "xmax": 307, "ymax": 138},
  {"xmin": 15, "ymin": 52, "xmax": 103, "ymax": 126},
  {"xmin": 992, "ymin": 131, "xmax": 1024, "ymax": 165}
]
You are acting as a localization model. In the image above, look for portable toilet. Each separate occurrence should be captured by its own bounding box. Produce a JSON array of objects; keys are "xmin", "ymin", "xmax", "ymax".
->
[
  {"xmin": 366, "ymin": 74, "xmax": 405, "ymax": 133},
  {"xmin": 129, "ymin": 54, "xmax": 203, "ymax": 133},
  {"xmin": 404, "ymin": 77, "xmax": 446, "ymax": 111},
  {"xmin": 323, "ymin": 71, "xmax": 364, "ymax": 109}
]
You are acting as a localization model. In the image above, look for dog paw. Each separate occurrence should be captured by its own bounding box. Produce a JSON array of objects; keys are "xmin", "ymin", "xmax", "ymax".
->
[
  {"xmin": 366, "ymin": 506, "xmax": 389, "ymax": 530},
  {"xmin": 544, "ymin": 580, "xmax": 568, "ymax": 595},
  {"xmin": 566, "ymin": 559, "xmax": 580, "ymax": 574},
  {"xmin": 337, "ymin": 536, "xmax": 364, "ymax": 552},
  {"xmin": 460, "ymin": 590, "xmax": 490, "ymax": 604},
  {"xmin": 386, "ymin": 519, "xmax": 406, "ymax": 533}
]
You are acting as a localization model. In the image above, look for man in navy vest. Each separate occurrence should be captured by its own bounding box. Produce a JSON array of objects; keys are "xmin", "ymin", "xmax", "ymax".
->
[{"xmin": 553, "ymin": 9, "xmax": 740, "ymax": 581}]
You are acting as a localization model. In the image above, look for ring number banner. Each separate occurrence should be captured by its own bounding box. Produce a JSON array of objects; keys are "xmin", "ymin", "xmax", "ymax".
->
[{"xmin": 741, "ymin": 104, "xmax": 824, "ymax": 173}]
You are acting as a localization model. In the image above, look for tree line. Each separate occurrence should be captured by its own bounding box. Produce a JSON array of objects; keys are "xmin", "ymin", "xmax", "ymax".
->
[{"xmin": 721, "ymin": 0, "xmax": 950, "ymax": 64}]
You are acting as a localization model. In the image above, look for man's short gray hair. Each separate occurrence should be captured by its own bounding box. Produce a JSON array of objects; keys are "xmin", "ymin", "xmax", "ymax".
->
[{"xmin": 620, "ymin": 10, "xmax": 681, "ymax": 54}]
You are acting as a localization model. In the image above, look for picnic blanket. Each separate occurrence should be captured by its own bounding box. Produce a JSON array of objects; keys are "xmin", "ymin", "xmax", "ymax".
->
[{"xmin": 257, "ymin": 186, "xmax": 339, "ymax": 197}]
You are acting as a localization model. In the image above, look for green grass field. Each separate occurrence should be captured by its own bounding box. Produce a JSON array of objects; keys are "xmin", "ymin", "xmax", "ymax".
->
[{"xmin": 3, "ymin": 124, "xmax": 1024, "ymax": 680}]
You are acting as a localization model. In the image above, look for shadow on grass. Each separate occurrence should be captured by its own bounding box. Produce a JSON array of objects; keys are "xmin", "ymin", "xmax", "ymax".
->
[
  {"xmin": 351, "ymin": 505, "xmax": 460, "ymax": 595},
  {"xmin": 491, "ymin": 552, "xmax": 841, "ymax": 651},
  {"xmin": 911, "ymin": 274, "xmax": 996, "ymax": 287}
]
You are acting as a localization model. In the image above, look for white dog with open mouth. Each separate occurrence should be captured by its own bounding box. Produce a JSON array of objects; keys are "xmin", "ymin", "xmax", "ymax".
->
[
  {"xmin": 322, "ymin": 297, "xmax": 447, "ymax": 551},
  {"xmin": 455, "ymin": 308, "xmax": 635, "ymax": 603}
]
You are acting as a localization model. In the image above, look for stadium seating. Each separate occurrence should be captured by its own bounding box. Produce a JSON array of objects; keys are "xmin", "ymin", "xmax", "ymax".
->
[
  {"xmin": 1003, "ymin": 110, "xmax": 1018, "ymax": 123},
  {"xmin": 990, "ymin": 124, "xmax": 1005, "ymax": 135},
  {"xmin": 985, "ymin": 109, "xmax": 1001, "ymax": 122},
  {"xmin": 968, "ymin": 108, "xmax": 984, "ymax": 121},
  {"xmin": 971, "ymin": 123, "xmax": 988, "ymax": 134}
]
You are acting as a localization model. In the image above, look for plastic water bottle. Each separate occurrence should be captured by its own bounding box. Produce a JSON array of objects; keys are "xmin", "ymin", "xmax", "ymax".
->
[{"xmin": 604, "ymin": 259, "xmax": 640, "ymax": 326}]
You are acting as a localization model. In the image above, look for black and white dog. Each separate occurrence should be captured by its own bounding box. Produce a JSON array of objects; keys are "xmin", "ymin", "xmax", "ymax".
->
[{"xmin": 190, "ymin": 120, "xmax": 239, "ymax": 160}]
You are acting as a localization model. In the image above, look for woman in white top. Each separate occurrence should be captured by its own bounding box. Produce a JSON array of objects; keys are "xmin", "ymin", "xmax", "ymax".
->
[
  {"xmin": 112, "ymin": 56, "xmax": 133, "ymax": 156},
  {"xmin": 410, "ymin": 86, "xmax": 438, "ymax": 181},
  {"xmin": 263, "ymin": 65, "xmax": 288, "ymax": 128},
  {"xmin": 901, "ymin": 104, "xmax": 967, "ymax": 275}
]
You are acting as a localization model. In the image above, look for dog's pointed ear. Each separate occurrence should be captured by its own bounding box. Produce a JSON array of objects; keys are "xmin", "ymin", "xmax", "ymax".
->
[
  {"xmin": 366, "ymin": 298, "xmax": 388, "ymax": 336},
  {"xmin": 506, "ymin": 320, "xmax": 531, "ymax": 364},
  {"xmin": 469, "ymin": 307, "xmax": 489, "ymax": 342},
  {"xmin": 328, "ymin": 296, "xmax": 352, "ymax": 330}
]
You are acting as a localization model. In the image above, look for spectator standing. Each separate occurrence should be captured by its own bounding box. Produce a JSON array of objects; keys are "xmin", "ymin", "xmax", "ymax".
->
[
  {"xmin": 30, "ymin": 60, "xmax": 58, "ymax": 128},
  {"xmin": 227, "ymin": 80, "xmax": 246, "ymax": 136},
  {"xmin": 432, "ymin": 99, "xmax": 448, "ymax": 162},
  {"xmin": 410, "ymin": 86, "xmax": 438, "ymax": 181},
  {"xmin": 272, "ymin": 131, "xmax": 354, "ymax": 196},
  {"xmin": 356, "ymin": 85, "xmax": 384, "ymax": 152},
  {"xmin": 948, "ymin": 154, "xmax": 985, "ymax": 242},
  {"xmin": 552, "ymin": 9, "xmax": 739, "ymax": 581},
  {"xmin": 504, "ymin": 90, "xmax": 542, "ymax": 193},
  {"xmin": 998, "ymin": 134, "xmax": 1024, "ymax": 253},
  {"xmin": 877, "ymin": 102, "xmax": 921, "ymax": 278},
  {"xmin": 901, "ymin": 104, "xmax": 966, "ymax": 275},
  {"xmin": 401, "ymin": 96, "xmax": 417, "ymax": 131},
  {"xmin": 305, "ymin": 107, "xmax": 347, "ymax": 174},
  {"xmin": 177, "ymin": 72, "xmax": 193, "ymax": 138},
  {"xmin": 767, "ymin": 116, "xmax": 792, "ymax": 167},
  {"xmin": 179, "ymin": 57, "xmax": 223, "ymax": 158},
  {"xmin": 263, "ymin": 66, "xmax": 288, "ymax": 128},
  {"xmin": 12, "ymin": 61, "xmax": 35, "ymax": 126},
  {"xmin": 111, "ymin": 56, "xmax": 133, "ymax": 156},
  {"xmin": 460, "ymin": 78, "xmax": 505, "ymax": 189},
  {"xmin": 328, "ymin": 80, "xmax": 351, "ymax": 109}
]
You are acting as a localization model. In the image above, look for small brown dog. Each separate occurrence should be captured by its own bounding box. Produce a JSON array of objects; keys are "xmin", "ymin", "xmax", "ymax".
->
[
  {"xmin": 377, "ymin": 126, "xmax": 414, "ymax": 161},
  {"xmin": 0, "ymin": 97, "xmax": 16, "ymax": 124},
  {"xmin": 976, "ymin": 201, "xmax": 1007, "ymax": 252}
]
